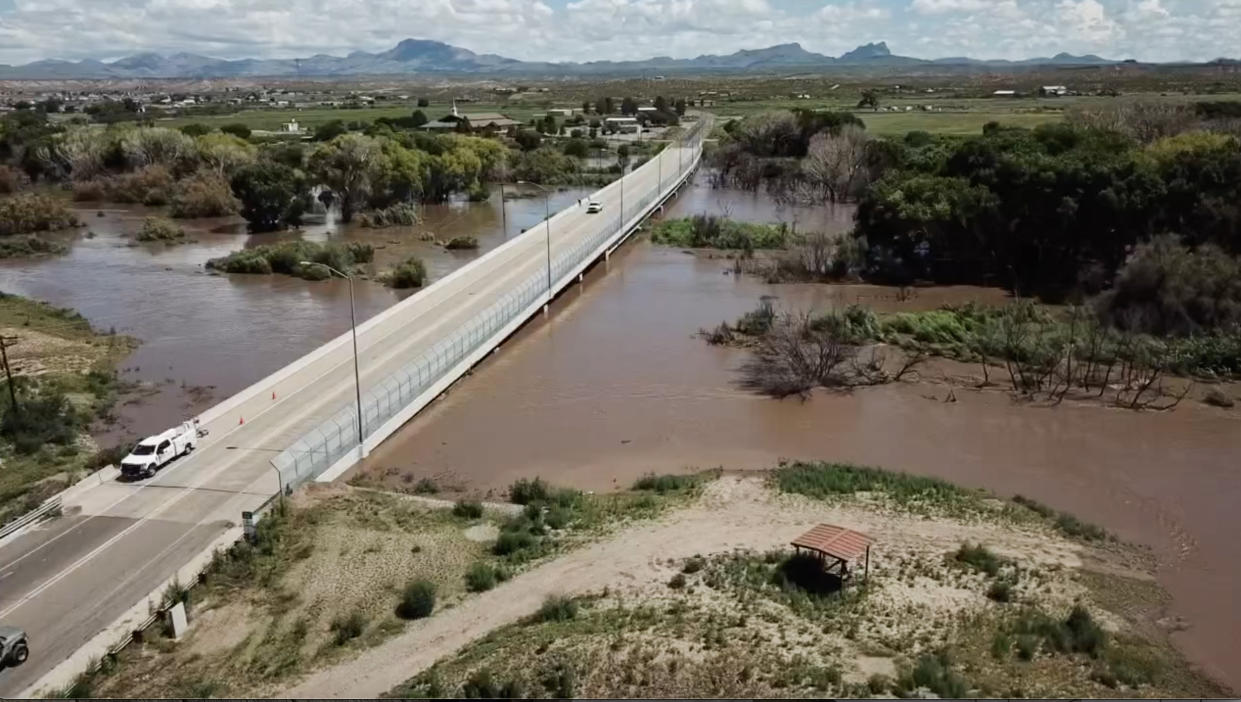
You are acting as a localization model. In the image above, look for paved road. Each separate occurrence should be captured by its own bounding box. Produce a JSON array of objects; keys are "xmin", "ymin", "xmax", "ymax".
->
[{"xmin": 0, "ymin": 139, "xmax": 697, "ymax": 695}]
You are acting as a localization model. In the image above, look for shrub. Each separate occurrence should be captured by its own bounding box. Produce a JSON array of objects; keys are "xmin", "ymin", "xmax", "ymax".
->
[
  {"xmin": 990, "ymin": 632, "xmax": 1012, "ymax": 659},
  {"xmin": 220, "ymin": 123, "xmax": 252, "ymax": 140},
  {"xmin": 1016, "ymin": 634, "xmax": 1039, "ymax": 660},
  {"xmin": 509, "ymin": 477, "xmax": 551, "ymax": 505},
  {"xmin": 169, "ymin": 170, "xmax": 239, "ymax": 218},
  {"xmin": 0, "ymin": 193, "xmax": 78, "ymax": 236},
  {"xmin": 682, "ymin": 556, "xmax": 705, "ymax": 574},
  {"xmin": 397, "ymin": 579, "xmax": 436, "ymax": 619},
  {"xmin": 136, "ymin": 217, "xmax": 185, "ymax": 243},
  {"xmin": 867, "ymin": 673, "xmax": 892, "ymax": 694},
  {"xmin": 452, "ymin": 499, "xmax": 484, "ymax": 519},
  {"xmin": 71, "ymin": 179, "xmax": 110, "ymax": 202},
  {"xmin": 465, "ymin": 562, "xmax": 501, "ymax": 592},
  {"xmin": 1055, "ymin": 513, "xmax": 1108, "ymax": 541},
  {"xmin": 536, "ymin": 595, "xmax": 577, "ymax": 622},
  {"xmin": 0, "ymin": 165, "xmax": 28, "ymax": 194},
  {"xmin": 650, "ymin": 215, "xmax": 787, "ymax": 249},
  {"xmin": 460, "ymin": 668, "xmax": 524, "ymax": 699},
  {"xmin": 773, "ymin": 461, "xmax": 976, "ymax": 510},
  {"xmin": 1, "ymin": 388, "xmax": 81, "ymax": 454},
  {"xmin": 412, "ymin": 477, "xmax": 438, "ymax": 495},
  {"xmin": 987, "ymin": 580, "xmax": 1014, "ymax": 603},
  {"xmin": 910, "ymin": 652, "xmax": 968, "ymax": 698},
  {"xmin": 1096, "ymin": 235, "xmax": 1241, "ymax": 336},
  {"xmin": 329, "ymin": 609, "xmax": 367, "ymax": 645},
  {"xmin": 386, "ymin": 257, "xmax": 427, "ymax": 289},
  {"xmin": 667, "ymin": 573, "xmax": 687, "ymax": 589},
  {"xmin": 445, "ymin": 236, "xmax": 479, "ymax": 250},
  {"xmin": 955, "ymin": 543, "xmax": 1002, "ymax": 576},
  {"xmin": 108, "ymin": 165, "xmax": 175, "ymax": 205},
  {"xmin": 492, "ymin": 529, "xmax": 535, "ymax": 556}
]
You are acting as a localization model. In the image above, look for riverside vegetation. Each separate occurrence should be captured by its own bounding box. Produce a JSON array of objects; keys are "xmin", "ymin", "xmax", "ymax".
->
[{"xmin": 0, "ymin": 293, "xmax": 136, "ymax": 525}]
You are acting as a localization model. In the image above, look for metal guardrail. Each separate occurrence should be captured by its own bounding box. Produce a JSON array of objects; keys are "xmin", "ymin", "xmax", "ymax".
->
[
  {"xmin": 272, "ymin": 123, "xmax": 706, "ymax": 490},
  {"xmin": 0, "ymin": 496, "xmax": 62, "ymax": 542}
]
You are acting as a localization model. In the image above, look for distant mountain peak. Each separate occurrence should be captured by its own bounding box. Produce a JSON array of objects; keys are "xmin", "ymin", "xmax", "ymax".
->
[{"xmin": 0, "ymin": 37, "xmax": 1139, "ymax": 79}]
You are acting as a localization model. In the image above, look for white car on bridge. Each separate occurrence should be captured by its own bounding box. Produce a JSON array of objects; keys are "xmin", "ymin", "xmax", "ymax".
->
[{"xmin": 119, "ymin": 421, "xmax": 200, "ymax": 480}]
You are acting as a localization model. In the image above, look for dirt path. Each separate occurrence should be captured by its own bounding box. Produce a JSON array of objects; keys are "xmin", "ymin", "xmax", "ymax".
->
[{"xmin": 280, "ymin": 476, "xmax": 1135, "ymax": 698}]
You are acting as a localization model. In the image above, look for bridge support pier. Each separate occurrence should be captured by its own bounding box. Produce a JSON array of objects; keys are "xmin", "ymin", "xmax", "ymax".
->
[{"xmin": 578, "ymin": 273, "xmax": 583, "ymax": 284}]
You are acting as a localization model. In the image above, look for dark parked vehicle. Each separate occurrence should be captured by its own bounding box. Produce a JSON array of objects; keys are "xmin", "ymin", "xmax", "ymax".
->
[{"xmin": 0, "ymin": 626, "xmax": 28, "ymax": 668}]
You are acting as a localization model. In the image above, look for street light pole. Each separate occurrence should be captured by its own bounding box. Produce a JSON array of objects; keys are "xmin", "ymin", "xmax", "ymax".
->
[
  {"xmin": 498, "ymin": 182, "xmax": 507, "ymax": 238},
  {"xmin": 302, "ymin": 261, "xmax": 364, "ymax": 449},
  {"xmin": 517, "ymin": 181, "xmax": 553, "ymax": 307}
]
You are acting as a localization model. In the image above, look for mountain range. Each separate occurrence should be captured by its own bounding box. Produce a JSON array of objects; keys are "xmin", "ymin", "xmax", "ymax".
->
[{"xmin": 0, "ymin": 39, "xmax": 1150, "ymax": 80}]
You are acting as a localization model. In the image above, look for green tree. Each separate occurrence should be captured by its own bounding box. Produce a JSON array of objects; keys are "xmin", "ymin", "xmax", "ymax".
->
[
  {"xmin": 220, "ymin": 122, "xmax": 252, "ymax": 140},
  {"xmin": 674, "ymin": 98, "xmax": 687, "ymax": 116},
  {"xmin": 581, "ymin": 100, "xmax": 592, "ymax": 115},
  {"xmin": 858, "ymin": 90, "xmax": 880, "ymax": 111},
  {"xmin": 179, "ymin": 123, "xmax": 210, "ymax": 137},
  {"xmin": 562, "ymin": 138, "xmax": 589, "ymax": 158},
  {"xmin": 416, "ymin": 97, "xmax": 430, "ymax": 108},
  {"xmin": 314, "ymin": 119, "xmax": 347, "ymax": 142},
  {"xmin": 620, "ymin": 97, "xmax": 638, "ymax": 116},
  {"xmin": 596, "ymin": 96, "xmax": 615, "ymax": 115},
  {"xmin": 308, "ymin": 133, "xmax": 384, "ymax": 223},
  {"xmin": 230, "ymin": 162, "xmax": 309, "ymax": 232},
  {"xmin": 410, "ymin": 109, "xmax": 429, "ymax": 127}
]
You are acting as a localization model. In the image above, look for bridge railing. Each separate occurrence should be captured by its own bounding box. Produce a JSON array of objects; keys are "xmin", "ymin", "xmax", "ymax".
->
[{"xmin": 272, "ymin": 121, "xmax": 706, "ymax": 490}]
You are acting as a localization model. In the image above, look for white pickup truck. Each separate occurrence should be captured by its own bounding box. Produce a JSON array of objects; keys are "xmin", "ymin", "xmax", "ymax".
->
[{"xmin": 119, "ymin": 421, "xmax": 200, "ymax": 480}]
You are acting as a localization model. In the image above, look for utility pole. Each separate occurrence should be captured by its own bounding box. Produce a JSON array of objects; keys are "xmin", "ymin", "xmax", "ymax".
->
[
  {"xmin": 0, "ymin": 335, "xmax": 19, "ymax": 416},
  {"xmin": 498, "ymin": 182, "xmax": 507, "ymax": 238}
]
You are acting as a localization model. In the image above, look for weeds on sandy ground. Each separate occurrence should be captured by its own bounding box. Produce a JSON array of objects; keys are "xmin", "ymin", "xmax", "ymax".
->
[
  {"xmin": 79, "ymin": 490, "xmax": 487, "ymax": 698},
  {"xmin": 391, "ymin": 539, "xmax": 1225, "ymax": 700}
]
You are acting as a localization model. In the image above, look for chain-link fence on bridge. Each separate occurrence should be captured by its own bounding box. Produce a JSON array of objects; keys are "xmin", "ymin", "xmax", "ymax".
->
[{"xmin": 271, "ymin": 123, "xmax": 706, "ymax": 491}]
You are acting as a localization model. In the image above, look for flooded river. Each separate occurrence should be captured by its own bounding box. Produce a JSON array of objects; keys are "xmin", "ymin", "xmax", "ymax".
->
[
  {"xmin": 3, "ymin": 169, "xmax": 1239, "ymax": 688},
  {"xmin": 0, "ymin": 186, "xmax": 591, "ymax": 440},
  {"xmin": 352, "ymin": 172, "xmax": 1241, "ymax": 690}
]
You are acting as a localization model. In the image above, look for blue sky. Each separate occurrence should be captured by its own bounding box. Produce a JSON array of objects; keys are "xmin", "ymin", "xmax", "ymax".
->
[{"xmin": 0, "ymin": 0, "xmax": 1236, "ymax": 65}]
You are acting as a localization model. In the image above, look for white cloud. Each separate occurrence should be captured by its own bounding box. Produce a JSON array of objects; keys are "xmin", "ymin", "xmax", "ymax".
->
[{"xmin": 910, "ymin": 0, "xmax": 992, "ymax": 14}]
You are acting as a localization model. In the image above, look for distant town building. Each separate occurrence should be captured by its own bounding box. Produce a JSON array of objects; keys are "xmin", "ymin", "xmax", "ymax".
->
[
  {"xmin": 992, "ymin": 89, "xmax": 1017, "ymax": 97},
  {"xmin": 547, "ymin": 108, "xmax": 574, "ymax": 117},
  {"xmin": 1040, "ymin": 85, "xmax": 1069, "ymax": 97}
]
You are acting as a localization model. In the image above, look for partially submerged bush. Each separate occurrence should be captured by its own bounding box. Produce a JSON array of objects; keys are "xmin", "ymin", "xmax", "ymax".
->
[
  {"xmin": 0, "ymin": 193, "xmax": 78, "ymax": 236},
  {"xmin": 358, "ymin": 203, "xmax": 419, "ymax": 228},
  {"xmin": 0, "ymin": 165, "xmax": 28, "ymax": 194},
  {"xmin": 386, "ymin": 257, "xmax": 427, "ymax": 289},
  {"xmin": 650, "ymin": 215, "xmax": 787, "ymax": 250},
  {"xmin": 632, "ymin": 473, "xmax": 699, "ymax": 494},
  {"xmin": 108, "ymin": 165, "xmax": 176, "ymax": 205},
  {"xmin": 0, "ymin": 235, "xmax": 67, "ymax": 259},
  {"xmin": 445, "ymin": 236, "xmax": 479, "ymax": 250},
  {"xmin": 136, "ymin": 216, "xmax": 185, "ymax": 243},
  {"xmin": 170, "ymin": 170, "xmax": 240, "ymax": 218},
  {"xmin": 207, "ymin": 240, "xmax": 373, "ymax": 280},
  {"xmin": 397, "ymin": 579, "xmax": 437, "ymax": 619}
]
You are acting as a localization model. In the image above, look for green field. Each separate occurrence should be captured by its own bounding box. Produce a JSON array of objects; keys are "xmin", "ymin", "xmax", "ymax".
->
[
  {"xmin": 857, "ymin": 110, "xmax": 1062, "ymax": 136},
  {"xmin": 157, "ymin": 102, "xmax": 548, "ymax": 131}
]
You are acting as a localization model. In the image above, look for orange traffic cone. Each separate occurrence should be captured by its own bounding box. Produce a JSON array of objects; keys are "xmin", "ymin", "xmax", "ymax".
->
[
  {"xmin": 239, "ymin": 416, "xmax": 245, "ymax": 425},
  {"xmin": 272, "ymin": 391, "xmax": 277, "ymax": 400}
]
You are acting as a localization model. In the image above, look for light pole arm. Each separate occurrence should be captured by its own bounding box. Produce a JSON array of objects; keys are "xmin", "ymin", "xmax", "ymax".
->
[{"xmin": 302, "ymin": 261, "xmax": 365, "ymax": 448}]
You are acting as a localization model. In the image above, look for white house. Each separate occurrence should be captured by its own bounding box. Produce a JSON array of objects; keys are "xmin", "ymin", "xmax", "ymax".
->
[
  {"xmin": 992, "ymin": 90, "xmax": 1017, "ymax": 97},
  {"xmin": 604, "ymin": 116, "xmax": 641, "ymax": 134},
  {"xmin": 1040, "ymin": 85, "xmax": 1069, "ymax": 97}
]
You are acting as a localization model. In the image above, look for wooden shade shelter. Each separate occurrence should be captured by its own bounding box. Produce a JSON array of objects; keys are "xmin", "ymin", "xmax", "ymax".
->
[{"xmin": 791, "ymin": 523, "xmax": 874, "ymax": 584}]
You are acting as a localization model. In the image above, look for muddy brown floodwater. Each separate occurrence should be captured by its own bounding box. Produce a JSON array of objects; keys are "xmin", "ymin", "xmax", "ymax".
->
[
  {"xmin": 353, "ymin": 172, "xmax": 1241, "ymax": 691},
  {"xmin": 0, "ymin": 186, "xmax": 591, "ymax": 441}
]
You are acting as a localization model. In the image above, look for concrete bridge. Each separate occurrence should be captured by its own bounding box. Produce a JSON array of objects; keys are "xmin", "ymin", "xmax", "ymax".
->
[{"xmin": 0, "ymin": 122, "xmax": 705, "ymax": 696}]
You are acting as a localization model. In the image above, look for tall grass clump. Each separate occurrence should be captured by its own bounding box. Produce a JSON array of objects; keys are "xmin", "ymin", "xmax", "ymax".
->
[
  {"xmin": 358, "ymin": 203, "xmax": 419, "ymax": 228},
  {"xmin": 330, "ymin": 609, "xmax": 367, "ymax": 645},
  {"xmin": 509, "ymin": 477, "xmax": 552, "ymax": 505},
  {"xmin": 452, "ymin": 499, "xmax": 484, "ymax": 519},
  {"xmin": 0, "ymin": 193, "xmax": 79, "ymax": 236},
  {"xmin": 632, "ymin": 473, "xmax": 699, "ymax": 494},
  {"xmin": 397, "ymin": 579, "xmax": 436, "ymax": 619}
]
